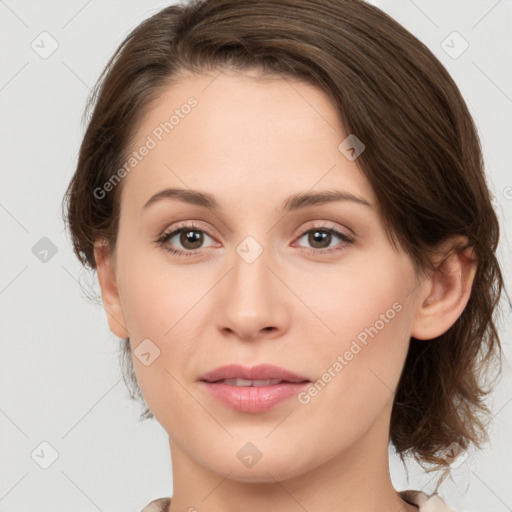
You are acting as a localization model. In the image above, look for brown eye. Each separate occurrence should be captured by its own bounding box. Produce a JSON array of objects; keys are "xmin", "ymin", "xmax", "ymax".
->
[
  {"xmin": 307, "ymin": 229, "xmax": 333, "ymax": 249},
  {"xmin": 295, "ymin": 226, "xmax": 353, "ymax": 253},
  {"xmin": 178, "ymin": 229, "xmax": 204, "ymax": 250},
  {"xmin": 157, "ymin": 223, "xmax": 215, "ymax": 256}
]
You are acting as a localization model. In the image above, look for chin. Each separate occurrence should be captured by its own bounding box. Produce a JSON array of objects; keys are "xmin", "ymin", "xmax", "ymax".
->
[{"xmin": 201, "ymin": 452, "xmax": 309, "ymax": 484}]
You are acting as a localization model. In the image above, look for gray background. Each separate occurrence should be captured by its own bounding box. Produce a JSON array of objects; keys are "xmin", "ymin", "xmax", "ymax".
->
[{"xmin": 0, "ymin": 1, "xmax": 511, "ymax": 511}]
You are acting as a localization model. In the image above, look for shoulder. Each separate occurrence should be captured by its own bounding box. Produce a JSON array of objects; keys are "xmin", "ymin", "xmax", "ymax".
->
[
  {"xmin": 140, "ymin": 497, "xmax": 172, "ymax": 512},
  {"xmin": 399, "ymin": 490, "xmax": 457, "ymax": 511}
]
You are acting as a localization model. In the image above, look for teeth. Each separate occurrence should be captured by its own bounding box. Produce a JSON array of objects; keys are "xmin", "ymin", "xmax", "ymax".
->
[{"xmin": 220, "ymin": 378, "xmax": 283, "ymax": 386}]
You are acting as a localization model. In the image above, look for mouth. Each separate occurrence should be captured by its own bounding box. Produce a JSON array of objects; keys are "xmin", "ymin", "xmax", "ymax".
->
[
  {"xmin": 198, "ymin": 363, "xmax": 310, "ymax": 383},
  {"xmin": 198, "ymin": 364, "xmax": 311, "ymax": 412},
  {"xmin": 203, "ymin": 378, "xmax": 308, "ymax": 386}
]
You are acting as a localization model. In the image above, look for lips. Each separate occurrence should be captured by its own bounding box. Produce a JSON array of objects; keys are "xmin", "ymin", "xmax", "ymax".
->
[
  {"xmin": 198, "ymin": 363, "xmax": 310, "ymax": 384},
  {"xmin": 198, "ymin": 364, "xmax": 311, "ymax": 413},
  {"xmin": 215, "ymin": 378, "xmax": 286, "ymax": 386}
]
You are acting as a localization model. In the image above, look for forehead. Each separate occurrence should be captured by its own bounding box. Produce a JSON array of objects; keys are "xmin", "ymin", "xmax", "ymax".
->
[{"xmin": 120, "ymin": 68, "xmax": 376, "ymax": 212}]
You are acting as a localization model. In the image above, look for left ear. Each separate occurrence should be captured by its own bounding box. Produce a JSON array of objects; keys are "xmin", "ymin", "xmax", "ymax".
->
[{"xmin": 411, "ymin": 235, "xmax": 477, "ymax": 340}]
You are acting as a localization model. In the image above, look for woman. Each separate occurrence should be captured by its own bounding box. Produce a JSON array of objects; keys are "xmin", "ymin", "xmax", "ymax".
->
[{"xmin": 62, "ymin": 1, "xmax": 504, "ymax": 511}]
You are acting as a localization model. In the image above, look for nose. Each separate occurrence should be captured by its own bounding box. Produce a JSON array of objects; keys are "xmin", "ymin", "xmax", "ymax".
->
[{"xmin": 214, "ymin": 242, "xmax": 290, "ymax": 342}]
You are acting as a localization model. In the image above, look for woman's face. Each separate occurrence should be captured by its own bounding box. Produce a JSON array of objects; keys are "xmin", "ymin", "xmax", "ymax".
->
[{"xmin": 100, "ymin": 68, "xmax": 427, "ymax": 482}]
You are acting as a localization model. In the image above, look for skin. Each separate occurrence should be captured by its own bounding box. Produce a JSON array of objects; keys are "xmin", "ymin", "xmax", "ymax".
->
[{"xmin": 94, "ymin": 68, "xmax": 476, "ymax": 512}]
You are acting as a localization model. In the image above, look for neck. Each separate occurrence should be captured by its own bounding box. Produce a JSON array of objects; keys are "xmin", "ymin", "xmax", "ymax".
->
[{"xmin": 167, "ymin": 403, "xmax": 417, "ymax": 512}]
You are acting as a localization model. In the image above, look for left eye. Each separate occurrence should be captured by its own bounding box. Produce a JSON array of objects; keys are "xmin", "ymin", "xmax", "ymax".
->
[{"xmin": 294, "ymin": 226, "xmax": 353, "ymax": 253}]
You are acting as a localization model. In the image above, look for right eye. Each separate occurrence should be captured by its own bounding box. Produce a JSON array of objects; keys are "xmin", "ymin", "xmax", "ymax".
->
[{"xmin": 157, "ymin": 223, "xmax": 217, "ymax": 257}]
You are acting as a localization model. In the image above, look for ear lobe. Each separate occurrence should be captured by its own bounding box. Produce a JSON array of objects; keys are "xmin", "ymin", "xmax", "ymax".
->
[
  {"xmin": 94, "ymin": 240, "xmax": 129, "ymax": 339},
  {"xmin": 411, "ymin": 237, "xmax": 477, "ymax": 341}
]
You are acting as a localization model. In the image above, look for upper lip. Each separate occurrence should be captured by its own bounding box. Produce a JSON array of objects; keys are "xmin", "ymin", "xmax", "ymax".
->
[{"xmin": 199, "ymin": 364, "xmax": 310, "ymax": 383}]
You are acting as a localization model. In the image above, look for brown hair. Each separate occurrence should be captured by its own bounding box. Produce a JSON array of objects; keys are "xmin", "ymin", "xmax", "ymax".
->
[{"xmin": 62, "ymin": 0, "xmax": 505, "ymax": 485}]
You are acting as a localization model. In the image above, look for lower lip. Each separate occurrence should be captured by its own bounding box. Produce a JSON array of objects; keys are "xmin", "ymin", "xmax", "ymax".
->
[{"xmin": 199, "ymin": 381, "xmax": 309, "ymax": 412}]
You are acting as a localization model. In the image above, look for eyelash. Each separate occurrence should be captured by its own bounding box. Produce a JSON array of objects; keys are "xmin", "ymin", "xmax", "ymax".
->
[{"xmin": 156, "ymin": 222, "xmax": 354, "ymax": 258}]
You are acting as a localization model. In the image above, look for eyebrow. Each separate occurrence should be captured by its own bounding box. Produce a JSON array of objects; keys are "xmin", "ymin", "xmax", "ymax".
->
[{"xmin": 142, "ymin": 188, "xmax": 373, "ymax": 213}]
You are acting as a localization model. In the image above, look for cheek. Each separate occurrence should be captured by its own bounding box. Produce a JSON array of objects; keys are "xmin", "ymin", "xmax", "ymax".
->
[
  {"xmin": 294, "ymin": 254, "xmax": 413, "ymax": 412},
  {"xmin": 294, "ymin": 252, "xmax": 411, "ymax": 353},
  {"xmin": 116, "ymin": 247, "xmax": 206, "ymax": 394},
  {"xmin": 115, "ymin": 239, "xmax": 194, "ymax": 339},
  {"xmin": 116, "ymin": 256, "xmax": 201, "ymax": 419}
]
